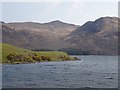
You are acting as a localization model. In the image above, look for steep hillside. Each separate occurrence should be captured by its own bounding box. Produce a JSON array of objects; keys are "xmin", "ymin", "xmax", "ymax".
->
[{"xmin": 63, "ymin": 17, "xmax": 119, "ymax": 55}]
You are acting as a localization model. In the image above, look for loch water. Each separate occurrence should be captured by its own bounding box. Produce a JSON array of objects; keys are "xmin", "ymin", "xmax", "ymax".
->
[{"xmin": 2, "ymin": 55, "xmax": 118, "ymax": 88}]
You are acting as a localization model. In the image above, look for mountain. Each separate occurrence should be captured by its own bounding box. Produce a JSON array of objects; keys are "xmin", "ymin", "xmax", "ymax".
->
[
  {"xmin": 63, "ymin": 17, "xmax": 119, "ymax": 55},
  {"xmin": 1, "ymin": 17, "xmax": 119, "ymax": 55},
  {"xmin": 7, "ymin": 20, "xmax": 78, "ymax": 37},
  {"xmin": 2, "ymin": 20, "xmax": 78, "ymax": 50}
]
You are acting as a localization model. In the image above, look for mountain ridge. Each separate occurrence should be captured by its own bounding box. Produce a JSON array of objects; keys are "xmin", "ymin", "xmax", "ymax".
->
[{"xmin": 1, "ymin": 16, "xmax": 119, "ymax": 55}]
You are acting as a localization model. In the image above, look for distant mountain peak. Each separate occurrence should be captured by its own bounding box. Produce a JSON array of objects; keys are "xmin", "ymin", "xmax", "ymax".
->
[
  {"xmin": 45, "ymin": 20, "xmax": 65, "ymax": 24},
  {"xmin": 72, "ymin": 16, "xmax": 119, "ymax": 35},
  {"xmin": 94, "ymin": 16, "xmax": 118, "ymax": 23},
  {"xmin": 46, "ymin": 20, "xmax": 78, "ymax": 27},
  {"xmin": 53, "ymin": 20, "xmax": 62, "ymax": 22},
  {"xmin": 98, "ymin": 16, "xmax": 118, "ymax": 19}
]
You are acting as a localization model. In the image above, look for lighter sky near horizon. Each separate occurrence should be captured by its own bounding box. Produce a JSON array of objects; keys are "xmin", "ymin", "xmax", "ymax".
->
[{"xmin": 1, "ymin": 2, "xmax": 118, "ymax": 25}]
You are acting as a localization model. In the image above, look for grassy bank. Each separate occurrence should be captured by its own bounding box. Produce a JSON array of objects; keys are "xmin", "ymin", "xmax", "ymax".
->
[{"xmin": 1, "ymin": 43, "xmax": 77, "ymax": 64}]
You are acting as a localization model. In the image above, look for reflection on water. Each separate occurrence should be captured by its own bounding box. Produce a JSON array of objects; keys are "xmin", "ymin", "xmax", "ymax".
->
[{"xmin": 2, "ymin": 55, "xmax": 118, "ymax": 88}]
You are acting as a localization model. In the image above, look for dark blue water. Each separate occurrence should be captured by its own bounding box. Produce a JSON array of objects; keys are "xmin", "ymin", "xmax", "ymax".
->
[{"xmin": 2, "ymin": 55, "xmax": 118, "ymax": 88}]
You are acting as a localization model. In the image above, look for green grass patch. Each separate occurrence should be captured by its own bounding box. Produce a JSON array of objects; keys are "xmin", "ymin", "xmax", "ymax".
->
[{"xmin": 1, "ymin": 43, "xmax": 77, "ymax": 64}]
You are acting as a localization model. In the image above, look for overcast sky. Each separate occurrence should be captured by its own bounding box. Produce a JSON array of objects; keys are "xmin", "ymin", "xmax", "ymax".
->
[{"xmin": 1, "ymin": 1, "xmax": 118, "ymax": 25}]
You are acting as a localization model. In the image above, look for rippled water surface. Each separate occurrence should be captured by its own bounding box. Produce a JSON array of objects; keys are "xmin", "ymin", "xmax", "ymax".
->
[{"xmin": 2, "ymin": 55, "xmax": 118, "ymax": 88}]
